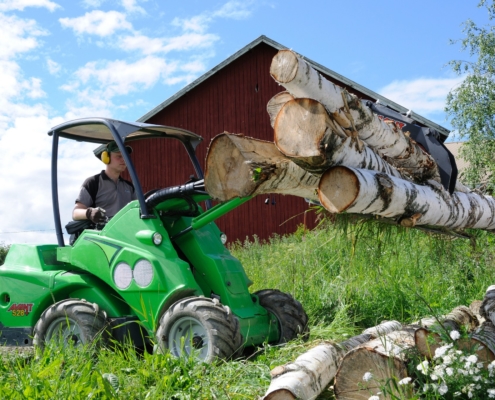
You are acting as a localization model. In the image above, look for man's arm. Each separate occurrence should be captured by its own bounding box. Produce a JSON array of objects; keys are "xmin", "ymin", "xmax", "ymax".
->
[{"xmin": 73, "ymin": 202, "xmax": 89, "ymax": 221}]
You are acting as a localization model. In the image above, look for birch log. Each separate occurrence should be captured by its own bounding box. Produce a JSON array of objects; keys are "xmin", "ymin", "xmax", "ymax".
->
[
  {"xmin": 204, "ymin": 133, "xmax": 319, "ymax": 202},
  {"xmin": 263, "ymin": 334, "xmax": 371, "ymax": 400},
  {"xmin": 274, "ymin": 98, "xmax": 405, "ymax": 178},
  {"xmin": 263, "ymin": 321, "xmax": 402, "ymax": 400},
  {"xmin": 480, "ymin": 285, "xmax": 495, "ymax": 326},
  {"xmin": 270, "ymin": 49, "xmax": 439, "ymax": 182},
  {"xmin": 267, "ymin": 91, "xmax": 295, "ymax": 128},
  {"xmin": 334, "ymin": 329, "xmax": 415, "ymax": 400},
  {"xmin": 318, "ymin": 166, "xmax": 495, "ymax": 230},
  {"xmin": 414, "ymin": 306, "xmax": 479, "ymax": 358}
]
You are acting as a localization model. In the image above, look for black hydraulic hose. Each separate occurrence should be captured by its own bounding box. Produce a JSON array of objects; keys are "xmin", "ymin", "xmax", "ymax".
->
[{"xmin": 145, "ymin": 179, "xmax": 208, "ymax": 210}]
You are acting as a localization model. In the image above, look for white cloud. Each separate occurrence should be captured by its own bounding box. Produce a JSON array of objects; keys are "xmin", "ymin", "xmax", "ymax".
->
[
  {"xmin": 120, "ymin": 32, "xmax": 219, "ymax": 54},
  {"xmin": 379, "ymin": 76, "xmax": 464, "ymax": 116},
  {"xmin": 0, "ymin": 0, "xmax": 60, "ymax": 12},
  {"xmin": 70, "ymin": 56, "xmax": 178, "ymax": 95},
  {"xmin": 59, "ymin": 10, "xmax": 133, "ymax": 37},
  {"xmin": 121, "ymin": 0, "xmax": 145, "ymax": 14},
  {"xmin": 213, "ymin": 0, "xmax": 253, "ymax": 19},
  {"xmin": 47, "ymin": 58, "xmax": 61, "ymax": 74},
  {"xmin": 81, "ymin": 0, "xmax": 104, "ymax": 7},
  {"xmin": 0, "ymin": 13, "xmax": 48, "ymax": 59}
]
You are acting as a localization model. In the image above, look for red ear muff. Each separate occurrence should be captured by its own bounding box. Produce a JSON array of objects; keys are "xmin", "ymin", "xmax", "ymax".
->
[{"xmin": 101, "ymin": 150, "xmax": 110, "ymax": 164}]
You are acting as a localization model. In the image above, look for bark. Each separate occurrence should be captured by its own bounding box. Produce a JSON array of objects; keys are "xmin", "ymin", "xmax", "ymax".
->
[
  {"xmin": 204, "ymin": 133, "xmax": 319, "ymax": 202},
  {"xmin": 270, "ymin": 49, "xmax": 439, "ymax": 182},
  {"xmin": 274, "ymin": 98, "xmax": 406, "ymax": 178},
  {"xmin": 480, "ymin": 285, "xmax": 495, "ymax": 326},
  {"xmin": 362, "ymin": 320, "xmax": 402, "ymax": 338},
  {"xmin": 470, "ymin": 321, "xmax": 495, "ymax": 364},
  {"xmin": 263, "ymin": 334, "xmax": 371, "ymax": 400},
  {"xmin": 318, "ymin": 166, "xmax": 495, "ymax": 230},
  {"xmin": 414, "ymin": 306, "xmax": 479, "ymax": 358},
  {"xmin": 470, "ymin": 300, "xmax": 485, "ymax": 325},
  {"xmin": 267, "ymin": 91, "xmax": 295, "ymax": 128},
  {"xmin": 334, "ymin": 328, "xmax": 415, "ymax": 400}
]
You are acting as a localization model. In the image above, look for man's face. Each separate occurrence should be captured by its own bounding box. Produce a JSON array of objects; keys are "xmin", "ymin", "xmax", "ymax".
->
[{"xmin": 109, "ymin": 151, "xmax": 127, "ymax": 173}]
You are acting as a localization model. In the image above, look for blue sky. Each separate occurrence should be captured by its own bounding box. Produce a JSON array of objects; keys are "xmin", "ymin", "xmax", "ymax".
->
[{"xmin": 0, "ymin": 0, "xmax": 490, "ymax": 244}]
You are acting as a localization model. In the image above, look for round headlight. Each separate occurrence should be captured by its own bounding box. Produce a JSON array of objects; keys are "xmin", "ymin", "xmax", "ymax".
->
[
  {"xmin": 153, "ymin": 232, "xmax": 163, "ymax": 245},
  {"xmin": 134, "ymin": 259, "xmax": 154, "ymax": 287},
  {"xmin": 220, "ymin": 233, "xmax": 227, "ymax": 245},
  {"xmin": 113, "ymin": 262, "xmax": 132, "ymax": 290}
]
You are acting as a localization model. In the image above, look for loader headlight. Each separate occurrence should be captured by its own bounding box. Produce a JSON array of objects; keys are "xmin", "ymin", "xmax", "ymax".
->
[
  {"xmin": 220, "ymin": 233, "xmax": 227, "ymax": 245},
  {"xmin": 134, "ymin": 259, "xmax": 154, "ymax": 287},
  {"xmin": 153, "ymin": 232, "xmax": 162, "ymax": 245},
  {"xmin": 114, "ymin": 262, "xmax": 133, "ymax": 290}
]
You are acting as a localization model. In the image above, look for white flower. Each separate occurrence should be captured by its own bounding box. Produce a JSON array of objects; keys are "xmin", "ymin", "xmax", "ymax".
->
[
  {"xmin": 417, "ymin": 360, "xmax": 429, "ymax": 375},
  {"xmin": 467, "ymin": 355, "xmax": 478, "ymax": 364},
  {"xmin": 442, "ymin": 354, "xmax": 454, "ymax": 365},
  {"xmin": 488, "ymin": 388, "xmax": 495, "ymax": 398},
  {"xmin": 439, "ymin": 383, "xmax": 448, "ymax": 395},
  {"xmin": 450, "ymin": 330, "xmax": 461, "ymax": 340},
  {"xmin": 398, "ymin": 377, "xmax": 412, "ymax": 385},
  {"xmin": 368, "ymin": 396, "xmax": 380, "ymax": 400},
  {"xmin": 363, "ymin": 372, "xmax": 373, "ymax": 382},
  {"xmin": 434, "ymin": 345, "xmax": 450, "ymax": 358},
  {"xmin": 446, "ymin": 367, "xmax": 454, "ymax": 376},
  {"xmin": 430, "ymin": 373, "xmax": 439, "ymax": 381}
]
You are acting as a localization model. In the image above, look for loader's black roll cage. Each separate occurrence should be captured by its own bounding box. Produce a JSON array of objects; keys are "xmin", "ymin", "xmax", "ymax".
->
[{"xmin": 48, "ymin": 118, "xmax": 205, "ymax": 248}]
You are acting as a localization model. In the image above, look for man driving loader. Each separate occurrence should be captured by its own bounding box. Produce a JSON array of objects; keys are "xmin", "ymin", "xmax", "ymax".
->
[{"xmin": 72, "ymin": 141, "xmax": 137, "ymax": 224}]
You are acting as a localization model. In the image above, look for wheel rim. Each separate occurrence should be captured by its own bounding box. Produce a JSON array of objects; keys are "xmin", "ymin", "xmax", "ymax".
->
[
  {"xmin": 167, "ymin": 316, "xmax": 209, "ymax": 360},
  {"xmin": 45, "ymin": 317, "xmax": 85, "ymax": 346}
]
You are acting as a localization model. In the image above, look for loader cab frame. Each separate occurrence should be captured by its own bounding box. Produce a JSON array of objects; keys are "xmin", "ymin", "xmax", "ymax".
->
[{"xmin": 48, "ymin": 118, "xmax": 205, "ymax": 247}]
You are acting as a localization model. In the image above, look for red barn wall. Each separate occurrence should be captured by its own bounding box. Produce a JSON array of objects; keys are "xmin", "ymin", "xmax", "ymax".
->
[{"xmin": 132, "ymin": 42, "xmax": 371, "ymax": 242}]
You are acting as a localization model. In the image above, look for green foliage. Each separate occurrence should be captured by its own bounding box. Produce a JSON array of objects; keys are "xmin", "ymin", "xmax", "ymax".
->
[
  {"xmin": 446, "ymin": 0, "xmax": 495, "ymax": 191},
  {"xmin": 0, "ymin": 243, "xmax": 9, "ymax": 265},
  {"xmin": 3, "ymin": 221, "xmax": 495, "ymax": 398}
]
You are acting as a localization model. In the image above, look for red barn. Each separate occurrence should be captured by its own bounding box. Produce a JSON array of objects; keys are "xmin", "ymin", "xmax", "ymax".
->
[{"xmin": 134, "ymin": 35, "xmax": 449, "ymax": 243}]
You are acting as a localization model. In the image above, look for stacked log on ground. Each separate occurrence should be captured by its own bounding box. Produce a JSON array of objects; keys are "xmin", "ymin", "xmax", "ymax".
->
[
  {"xmin": 263, "ymin": 295, "xmax": 495, "ymax": 400},
  {"xmin": 263, "ymin": 321, "xmax": 402, "ymax": 400},
  {"xmin": 334, "ymin": 328, "xmax": 415, "ymax": 399},
  {"xmin": 269, "ymin": 49, "xmax": 440, "ymax": 183}
]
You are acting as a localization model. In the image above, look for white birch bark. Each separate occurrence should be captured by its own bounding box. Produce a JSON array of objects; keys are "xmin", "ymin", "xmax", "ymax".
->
[
  {"xmin": 270, "ymin": 49, "xmax": 440, "ymax": 182},
  {"xmin": 318, "ymin": 166, "xmax": 495, "ymax": 230},
  {"xmin": 263, "ymin": 334, "xmax": 370, "ymax": 400},
  {"xmin": 480, "ymin": 285, "xmax": 495, "ymax": 326},
  {"xmin": 414, "ymin": 306, "xmax": 479, "ymax": 358},
  {"xmin": 204, "ymin": 133, "xmax": 319, "ymax": 202},
  {"xmin": 274, "ymin": 98, "xmax": 407, "ymax": 178}
]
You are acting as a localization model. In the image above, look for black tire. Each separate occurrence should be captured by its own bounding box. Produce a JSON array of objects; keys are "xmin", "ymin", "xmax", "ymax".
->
[
  {"xmin": 155, "ymin": 297, "xmax": 242, "ymax": 363},
  {"xmin": 255, "ymin": 289, "xmax": 309, "ymax": 343},
  {"xmin": 33, "ymin": 299, "xmax": 108, "ymax": 350}
]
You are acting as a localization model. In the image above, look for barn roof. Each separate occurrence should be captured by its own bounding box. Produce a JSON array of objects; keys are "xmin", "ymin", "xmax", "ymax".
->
[{"xmin": 138, "ymin": 35, "xmax": 450, "ymax": 137}]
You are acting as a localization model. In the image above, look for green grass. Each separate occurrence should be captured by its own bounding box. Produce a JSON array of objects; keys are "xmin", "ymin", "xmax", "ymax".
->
[{"xmin": 2, "ymin": 219, "xmax": 495, "ymax": 399}]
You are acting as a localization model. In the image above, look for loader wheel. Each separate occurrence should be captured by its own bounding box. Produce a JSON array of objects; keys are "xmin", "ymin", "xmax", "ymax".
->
[
  {"xmin": 155, "ymin": 297, "xmax": 242, "ymax": 363},
  {"xmin": 33, "ymin": 299, "xmax": 108, "ymax": 350},
  {"xmin": 255, "ymin": 289, "xmax": 309, "ymax": 343}
]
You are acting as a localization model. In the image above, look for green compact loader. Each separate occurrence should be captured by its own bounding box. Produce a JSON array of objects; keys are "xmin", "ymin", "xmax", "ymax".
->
[{"xmin": 0, "ymin": 118, "xmax": 308, "ymax": 362}]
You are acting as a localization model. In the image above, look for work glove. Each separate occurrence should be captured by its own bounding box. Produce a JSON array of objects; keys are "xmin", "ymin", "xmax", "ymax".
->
[{"xmin": 86, "ymin": 207, "xmax": 107, "ymax": 224}]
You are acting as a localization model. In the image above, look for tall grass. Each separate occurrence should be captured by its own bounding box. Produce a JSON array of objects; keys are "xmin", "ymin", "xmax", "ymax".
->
[{"xmin": 2, "ymin": 219, "xmax": 495, "ymax": 398}]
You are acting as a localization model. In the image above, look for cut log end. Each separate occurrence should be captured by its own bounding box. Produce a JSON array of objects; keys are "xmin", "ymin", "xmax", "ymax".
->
[
  {"xmin": 267, "ymin": 91, "xmax": 295, "ymax": 128},
  {"xmin": 269, "ymin": 49, "xmax": 299, "ymax": 83},
  {"xmin": 274, "ymin": 98, "xmax": 329, "ymax": 158},
  {"xmin": 263, "ymin": 389, "xmax": 296, "ymax": 400},
  {"xmin": 318, "ymin": 166, "xmax": 359, "ymax": 213},
  {"xmin": 204, "ymin": 134, "xmax": 257, "ymax": 201}
]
